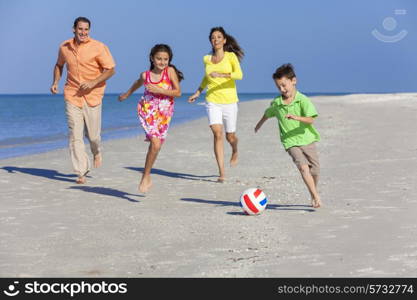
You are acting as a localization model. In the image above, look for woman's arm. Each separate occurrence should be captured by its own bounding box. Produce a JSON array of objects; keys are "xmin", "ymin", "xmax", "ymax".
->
[
  {"xmin": 188, "ymin": 75, "xmax": 207, "ymax": 103},
  {"xmin": 209, "ymin": 53, "xmax": 243, "ymax": 80}
]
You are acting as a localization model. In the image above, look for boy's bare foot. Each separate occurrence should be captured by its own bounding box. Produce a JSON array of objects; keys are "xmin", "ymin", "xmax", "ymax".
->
[
  {"xmin": 93, "ymin": 154, "xmax": 102, "ymax": 168},
  {"xmin": 139, "ymin": 176, "xmax": 152, "ymax": 193},
  {"xmin": 76, "ymin": 176, "xmax": 86, "ymax": 184},
  {"xmin": 230, "ymin": 151, "xmax": 238, "ymax": 167}
]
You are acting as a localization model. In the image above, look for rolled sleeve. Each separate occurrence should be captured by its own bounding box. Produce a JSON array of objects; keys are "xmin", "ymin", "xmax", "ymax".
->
[
  {"xmin": 57, "ymin": 47, "xmax": 65, "ymax": 66},
  {"xmin": 301, "ymin": 98, "xmax": 318, "ymax": 118},
  {"xmin": 264, "ymin": 104, "xmax": 276, "ymax": 118},
  {"xmin": 97, "ymin": 44, "xmax": 115, "ymax": 69}
]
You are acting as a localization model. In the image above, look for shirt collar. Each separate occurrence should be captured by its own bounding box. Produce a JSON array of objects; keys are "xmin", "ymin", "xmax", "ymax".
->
[
  {"xmin": 70, "ymin": 37, "xmax": 91, "ymax": 48},
  {"xmin": 276, "ymin": 91, "xmax": 301, "ymax": 106}
]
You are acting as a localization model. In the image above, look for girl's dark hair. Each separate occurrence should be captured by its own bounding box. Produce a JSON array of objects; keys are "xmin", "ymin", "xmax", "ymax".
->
[
  {"xmin": 209, "ymin": 27, "xmax": 244, "ymax": 61},
  {"xmin": 73, "ymin": 16, "xmax": 91, "ymax": 29},
  {"xmin": 149, "ymin": 44, "xmax": 184, "ymax": 81},
  {"xmin": 273, "ymin": 63, "xmax": 296, "ymax": 80}
]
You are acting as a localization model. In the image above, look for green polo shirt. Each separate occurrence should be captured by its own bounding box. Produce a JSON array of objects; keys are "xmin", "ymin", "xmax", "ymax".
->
[{"xmin": 264, "ymin": 91, "xmax": 320, "ymax": 150}]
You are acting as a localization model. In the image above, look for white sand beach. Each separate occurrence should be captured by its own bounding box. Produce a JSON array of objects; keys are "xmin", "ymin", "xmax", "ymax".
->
[{"xmin": 1, "ymin": 93, "xmax": 417, "ymax": 277}]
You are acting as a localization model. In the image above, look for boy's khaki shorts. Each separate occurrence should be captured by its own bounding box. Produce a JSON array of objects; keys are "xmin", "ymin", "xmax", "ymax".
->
[{"xmin": 287, "ymin": 142, "xmax": 320, "ymax": 176}]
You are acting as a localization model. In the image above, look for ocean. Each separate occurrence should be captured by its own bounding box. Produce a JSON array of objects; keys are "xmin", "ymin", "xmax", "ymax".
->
[{"xmin": 0, "ymin": 93, "xmax": 347, "ymax": 160}]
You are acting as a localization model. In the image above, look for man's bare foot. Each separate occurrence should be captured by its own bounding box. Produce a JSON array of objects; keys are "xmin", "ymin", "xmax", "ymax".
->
[
  {"xmin": 93, "ymin": 153, "xmax": 102, "ymax": 168},
  {"xmin": 76, "ymin": 176, "xmax": 86, "ymax": 184},
  {"xmin": 139, "ymin": 176, "xmax": 152, "ymax": 193},
  {"xmin": 230, "ymin": 151, "xmax": 238, "ymax": 167}
]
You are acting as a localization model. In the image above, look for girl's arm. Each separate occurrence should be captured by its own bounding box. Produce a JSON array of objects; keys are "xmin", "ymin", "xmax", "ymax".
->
[
  {"xmin": 254, "ymin": 115, "xmax": 270, "ymax": 133},
  {"xmin": 118, "ymin": 73, "xmax": 145, "ymax": 101},
  {"xmin": 145, "ymin": 67, "xmax": 181, "ymax": 98}
]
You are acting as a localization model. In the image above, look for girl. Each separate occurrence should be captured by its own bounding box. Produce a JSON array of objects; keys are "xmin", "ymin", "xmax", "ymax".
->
[
  {"xmin": 188, "ymin": 27, "xmax": 244, "ymax": 182},
  {"xmin": 119, "ymin": 44, "xmax": 183, "ymax": 193}
]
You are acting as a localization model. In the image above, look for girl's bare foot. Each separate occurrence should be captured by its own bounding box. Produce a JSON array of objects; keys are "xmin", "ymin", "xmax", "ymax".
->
[
  {"xmin": 139, "ymin": 176, "xmax": 152, "ymax": 193},
  {"xmin": 94, "ymin": 154, "xmax": 102, "ymax": 168},
  {"xmin": 76, "ymin": 176, "xmax": 86, "ymax": 184},
  {"xmin": 230, "ymin": 151, "xmax": 238, "ymax": 167}
]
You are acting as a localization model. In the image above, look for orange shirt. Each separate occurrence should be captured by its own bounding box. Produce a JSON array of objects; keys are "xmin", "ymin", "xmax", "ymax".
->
[{"xmin": 57, "ymin": 38, "xmax": 115, "ymax": 107}]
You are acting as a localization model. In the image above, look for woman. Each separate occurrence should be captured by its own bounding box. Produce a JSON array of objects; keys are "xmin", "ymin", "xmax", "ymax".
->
[{"xmin": 188, "ymin": 27, "xmax": 244, "ymax": 182}]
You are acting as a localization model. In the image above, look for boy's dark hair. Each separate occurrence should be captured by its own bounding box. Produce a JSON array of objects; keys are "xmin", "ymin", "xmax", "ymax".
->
[
  {"xmin": 272, "ymin": 63, "xmax": 296, "ymax": 80},
  {"xmin": 73, "ymin": 17, "xmax": 91, "ymax": 29}
]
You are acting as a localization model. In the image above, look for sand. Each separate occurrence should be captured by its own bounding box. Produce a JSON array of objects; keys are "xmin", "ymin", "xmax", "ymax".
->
[{"xmin": 1, "ymin": 93, "xmax": 417, "ymax": 277}]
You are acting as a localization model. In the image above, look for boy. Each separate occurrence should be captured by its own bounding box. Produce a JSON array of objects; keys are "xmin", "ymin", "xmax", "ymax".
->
[{"xmin": 254, "ymin": 64, "xmax": 322, "ymax": 208}]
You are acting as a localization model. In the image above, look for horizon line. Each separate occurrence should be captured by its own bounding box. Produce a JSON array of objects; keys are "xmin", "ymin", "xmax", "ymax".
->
[{"xmin": 0, "ymin": 91, "xmax": 412, "ymax": 96}]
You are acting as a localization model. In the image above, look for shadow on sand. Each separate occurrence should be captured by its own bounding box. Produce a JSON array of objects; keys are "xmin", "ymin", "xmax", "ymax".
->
[
  {"xmin": 180, "ymin": 197, "xmax": 315, "ymax": 213},
  {"xmin": 69, "ymin": 186, "xmax": 142, "ymax": 202},
  {"xmin": 1, "ymin": 166, "xmax": 78, "ymax": 183},
  {"xmin": 126, "ymin": 167, "xmax": 217, "ymax": 182}
]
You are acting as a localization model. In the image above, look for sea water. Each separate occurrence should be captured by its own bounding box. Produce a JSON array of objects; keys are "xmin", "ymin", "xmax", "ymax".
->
[
  {"xmin": 0, "ymin": 93, "xmax": 276, "ymax": 159},
  {"xmin": 0, "ymin": 93, "xmax": 348, "ymax": 160}
]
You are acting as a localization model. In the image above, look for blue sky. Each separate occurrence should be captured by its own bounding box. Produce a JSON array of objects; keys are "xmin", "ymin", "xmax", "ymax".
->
[{"xmin": 0, "ymin": 0, "xmax": 415, "ymax": 94}]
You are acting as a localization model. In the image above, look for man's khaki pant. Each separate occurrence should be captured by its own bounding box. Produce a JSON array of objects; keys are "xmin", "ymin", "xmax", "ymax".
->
[{"xmin": 65, "ymin": 101, "xmax": 102, "ymax": 177}]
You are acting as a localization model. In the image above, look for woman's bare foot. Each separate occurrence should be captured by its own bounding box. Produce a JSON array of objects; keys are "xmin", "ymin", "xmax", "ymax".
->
[
  {"xmin": 94, "ymin": 154, "xmax": 102, "ymax": 168},
  {"xmin": 230, "ymin": 151, "xmax": 238, "ymax": 167},
  {"xmin": 139, "ymin": 176, "xmax": 152, "ymax": 193},
  {"xmin": 312, "ymin": 197, "xmax": 322, "ymax": 208}
]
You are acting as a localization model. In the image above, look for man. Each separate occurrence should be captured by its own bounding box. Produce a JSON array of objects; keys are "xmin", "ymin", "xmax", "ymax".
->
[{"xmin": 51, "ymin": 17, "xmax": 115, "ymax": 184}]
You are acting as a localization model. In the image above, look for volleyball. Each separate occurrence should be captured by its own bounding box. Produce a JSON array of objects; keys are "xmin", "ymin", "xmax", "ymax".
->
[{"xmin": 240, "ymin": 188, "xmax": 268, "ymax": 215}]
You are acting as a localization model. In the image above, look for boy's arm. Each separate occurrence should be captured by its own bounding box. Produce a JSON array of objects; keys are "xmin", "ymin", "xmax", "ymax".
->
[
  {"xmin": 254, "ymin": 115, "xmax": 270, "ymax": 133},
  {"xmin": 288, "ymin": 97, "xmax": 318, "ymax": 124},
  {"xmin": 286, "ymin": 114, "xmax": 315, "ymax": 124}
]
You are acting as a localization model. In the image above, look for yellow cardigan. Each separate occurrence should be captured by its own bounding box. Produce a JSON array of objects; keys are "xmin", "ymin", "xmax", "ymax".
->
[{"xmin": 199, "ymin": 51, "xmax": 243, "ymax": 104}]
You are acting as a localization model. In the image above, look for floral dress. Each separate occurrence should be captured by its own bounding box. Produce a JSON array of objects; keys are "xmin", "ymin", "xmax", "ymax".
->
[{"xmin": 137, "ymin": 67, "xmax": 174, "ymax": 143}]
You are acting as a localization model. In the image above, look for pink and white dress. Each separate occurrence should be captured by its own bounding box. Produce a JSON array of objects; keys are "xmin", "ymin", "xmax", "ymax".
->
[{"xmin": 137, "ymin": 67, "xmax": 174, "ymax": 143}]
